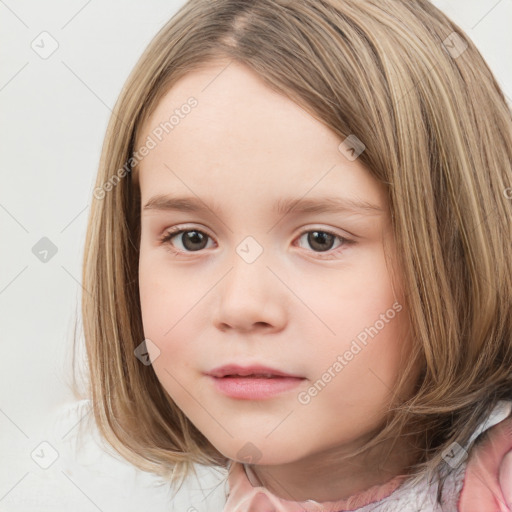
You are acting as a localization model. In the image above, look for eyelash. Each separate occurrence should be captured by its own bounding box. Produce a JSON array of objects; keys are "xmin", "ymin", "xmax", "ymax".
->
[{"xmin": 158, "ymin": 226, "xmax": 355, "ymax": 259}]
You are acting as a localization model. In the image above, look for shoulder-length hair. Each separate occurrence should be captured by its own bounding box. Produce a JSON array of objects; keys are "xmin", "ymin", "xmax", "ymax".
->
[{"xmin": 77, "ymin": 0, "xmax": 512, "ymax": 499}]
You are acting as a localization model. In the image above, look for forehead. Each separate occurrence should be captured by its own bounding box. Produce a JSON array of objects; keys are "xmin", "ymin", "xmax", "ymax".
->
[
  {"xmin": 138, "ymin": 60, "xmax": 337, "ymax": 152},
  {"xmin": 135, "ymin": 60, "xmax": 386, "ymax": 210}
]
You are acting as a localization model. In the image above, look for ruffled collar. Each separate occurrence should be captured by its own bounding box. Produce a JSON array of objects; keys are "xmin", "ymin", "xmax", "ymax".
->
[
  {"xmin": 458, "ymin": 401, "xmax": 512, "ymax": 510},
  {"xmin": 224, "ymin": 459, "xmax": 409, "ymax": 511},
  {"xmin": 223, "ymin": 401, "xmax": 512, "ymax": 512}
]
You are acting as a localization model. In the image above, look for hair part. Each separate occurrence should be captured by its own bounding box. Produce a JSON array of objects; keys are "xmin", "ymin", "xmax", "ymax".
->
[{"xmin": 78, "ymin": 0, "xmax": 512, "ymax": 499}]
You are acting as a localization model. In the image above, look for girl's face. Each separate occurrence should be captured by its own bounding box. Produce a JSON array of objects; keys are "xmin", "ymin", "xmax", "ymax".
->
[{"xmin": 137, "ymin": 60, "xmax": 417, "ymax": 468}]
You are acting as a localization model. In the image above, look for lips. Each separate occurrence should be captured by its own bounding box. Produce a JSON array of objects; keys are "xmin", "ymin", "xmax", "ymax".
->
[
  {"xmin": 207, "ymin": 364, "xmax": 302, "ymax": 379},
  {"xmin": 207, "ymin": 364, "xmax": 305, "ymax": 399}
]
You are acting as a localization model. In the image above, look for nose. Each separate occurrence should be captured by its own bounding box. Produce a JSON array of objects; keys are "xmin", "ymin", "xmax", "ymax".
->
[{"xmin": 213, "ymin": 252, "xmax": 287, "ymax": 334}]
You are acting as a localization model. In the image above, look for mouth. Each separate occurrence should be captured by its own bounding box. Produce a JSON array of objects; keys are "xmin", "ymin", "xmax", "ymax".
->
[
  {"xmin": 206, "ymin": 364, "xmax": 305, "ymax": 399},
  {"xmin": 220, "ymin": 374, "xmax": 288, "ymax": 378},
  {"xmin": 207, "ymin": 364, "xmax": 303, "ymax": 379}
]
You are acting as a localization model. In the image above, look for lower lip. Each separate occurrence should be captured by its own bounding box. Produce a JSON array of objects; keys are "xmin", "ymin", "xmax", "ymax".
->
[{"xmin": 209, "ymin": 375, "xmax": 304, "ymax": 399}]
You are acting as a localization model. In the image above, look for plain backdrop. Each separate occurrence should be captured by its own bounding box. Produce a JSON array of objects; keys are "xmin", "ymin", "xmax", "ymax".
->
[{"xmin": 1, "ymin": 1, "xmax": 511, "ymax": 511}]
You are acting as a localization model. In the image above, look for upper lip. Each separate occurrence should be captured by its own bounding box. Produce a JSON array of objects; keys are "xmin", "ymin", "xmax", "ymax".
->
[{"xmin": 207, "ymin": 364, "xmax": 303, "ymax": 378}]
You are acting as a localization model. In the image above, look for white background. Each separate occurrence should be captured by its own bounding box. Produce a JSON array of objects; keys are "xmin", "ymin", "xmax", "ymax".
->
[{"xmin": 1, "ymin": 1, "xmax": 511, "ymax": 511}]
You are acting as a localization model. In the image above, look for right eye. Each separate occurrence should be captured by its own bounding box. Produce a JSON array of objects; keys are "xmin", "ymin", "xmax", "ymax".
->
[{"xmin": 159, "ymin": 228, "xmax": 216, "ymax": 254}]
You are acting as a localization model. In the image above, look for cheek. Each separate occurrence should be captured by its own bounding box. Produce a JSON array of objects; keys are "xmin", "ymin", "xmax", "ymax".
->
[
  {"xmin": 138, "ymin": 249, "xmax": 202, "ymax": 338},
  {"xmin": 306, "ymin": 255, "xmax": 410, "ymax": 402},
  {"xmin": 138, "ymin": 273, "xmax": 197, "ymax": 412},
  {"xmin": 138, "ymin": 254, "xmax": 211, "ymax": 395},
  {"xmin": 302, "ymin": 313, "xmax": 412, "ymax": 441},
  {"xmin": 316, "ymin": 250, "xmax": 401, "ymax": 343},
  {"xmin": 138, "ymin": 255, "xmax": 189, "ymax": 369}
]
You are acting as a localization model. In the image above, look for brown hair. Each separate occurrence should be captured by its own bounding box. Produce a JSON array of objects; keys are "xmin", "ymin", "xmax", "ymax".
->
[{"xmin": 77, "ymin": 0, "xmax": 512, "ymax": 501}]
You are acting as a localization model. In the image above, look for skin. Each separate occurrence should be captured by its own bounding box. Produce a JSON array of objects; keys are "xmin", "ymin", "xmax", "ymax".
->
[{"xmin": 137, "ymin": 58, "xmax": 420, "ymax": 502}]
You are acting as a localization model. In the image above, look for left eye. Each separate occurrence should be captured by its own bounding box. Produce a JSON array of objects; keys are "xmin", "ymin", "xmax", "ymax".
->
[
  {"xmin": 296, "ymin": 230, "xmax": 348, "ymax": 253},
  {"xmin": 159, "ymin": 228, "xmax": 352, "ymax": 256}
]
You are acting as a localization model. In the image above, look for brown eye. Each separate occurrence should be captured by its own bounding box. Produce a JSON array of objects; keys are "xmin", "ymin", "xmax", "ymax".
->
[
  {"xmin": 297, "ymin": 230, "xmax": 347, "ymax": 253},
  {"xmin": 305, "ymin": 231, "xmax": 336, "ymax": 252},
  {"xmin": 159, "ymin": 227, "xmax": 353, "ymax": 258},
  {"xmin": 161, "ymin": 229, "xmax": 213, "ymax": 252}
]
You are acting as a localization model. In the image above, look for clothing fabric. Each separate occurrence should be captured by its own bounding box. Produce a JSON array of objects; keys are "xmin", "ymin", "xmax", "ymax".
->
[{"xmin": 223, "ymin": 400, "xmax": 512, "ymax": 511}]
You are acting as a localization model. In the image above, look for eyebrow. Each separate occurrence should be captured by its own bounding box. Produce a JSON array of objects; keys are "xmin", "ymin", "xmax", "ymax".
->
[{"xmin": 143, "ymin": 194, "xmax": 384, "ymax": 216}]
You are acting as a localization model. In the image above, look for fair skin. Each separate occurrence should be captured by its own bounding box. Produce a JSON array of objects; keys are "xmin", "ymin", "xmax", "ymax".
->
[{"xmin": 137, "ymin": 58, "xmax": 420, "ymax": 502}]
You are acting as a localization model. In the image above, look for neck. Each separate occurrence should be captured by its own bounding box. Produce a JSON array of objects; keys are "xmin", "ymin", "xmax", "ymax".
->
[{"xmin": 244, "ymin": 434, "xmax": 419, "ymax": 503}]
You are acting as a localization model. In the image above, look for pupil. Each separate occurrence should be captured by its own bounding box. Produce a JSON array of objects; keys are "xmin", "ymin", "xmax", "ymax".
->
[
  {"xmin": 183, "ymin": 231, "xmax": 207, "ymax": 251},
  {"xmin": 308, "ymin": 231, "xmax": 334, "ymax": 252}
]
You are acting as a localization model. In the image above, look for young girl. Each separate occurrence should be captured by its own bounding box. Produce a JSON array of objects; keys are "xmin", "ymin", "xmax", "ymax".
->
[{"xmin": 80, "ymin": 0, "xmax": 512, "ymax": 510}]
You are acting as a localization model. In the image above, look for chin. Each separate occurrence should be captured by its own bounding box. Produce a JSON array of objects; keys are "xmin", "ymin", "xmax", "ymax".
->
[{"xmin": 211, "ymin": 437, "xmax": 303, "ymax": 466}]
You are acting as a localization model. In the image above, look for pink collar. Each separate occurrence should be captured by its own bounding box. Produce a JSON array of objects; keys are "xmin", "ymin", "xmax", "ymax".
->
[
  {"xmin": 224, "ymin": 460, "xmax": 408, "ymax": 511},
  {"xmin": 223, "ymin": 404, "xmax": 512, "ymax": 512},
  {"xmin": 458, "ymin": 412, "xmax": 512, "ymax": 511}
]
